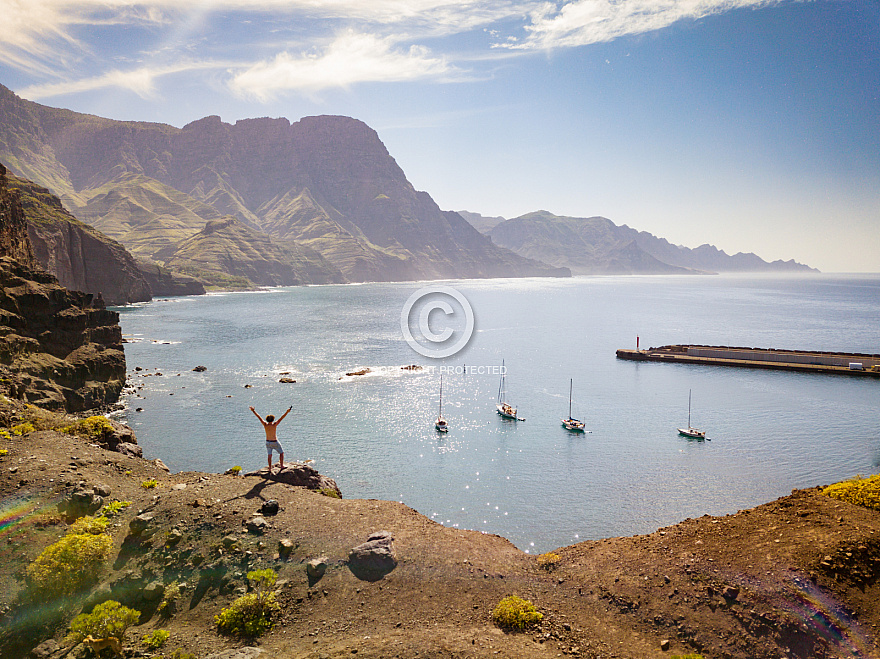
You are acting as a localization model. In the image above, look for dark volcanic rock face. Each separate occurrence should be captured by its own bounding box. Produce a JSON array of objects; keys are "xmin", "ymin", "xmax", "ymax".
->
[
  {"xmin": 0, "ymin": 256, "xmax": 126, "ymax": 411},
  {"xmin": 0, "ymin": 166, "xmax": 126, "ymax": 412},
  {"xmin": 0, "ymin": 164, "xmax": 37, "ymax": 268},
  {"xmin": 9, "ymin": 173, "xmax": 152, "ymax": 305}
]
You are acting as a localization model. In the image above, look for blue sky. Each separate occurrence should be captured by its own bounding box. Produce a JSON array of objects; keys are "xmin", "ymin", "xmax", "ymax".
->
[{"xmin": 0, "ymin": 0, "xmax": 877, "ymax": 272}]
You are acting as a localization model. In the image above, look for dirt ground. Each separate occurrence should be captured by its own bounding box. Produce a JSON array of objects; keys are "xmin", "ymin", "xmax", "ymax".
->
[{"xmin": 0, "ymin": 423, "xmax": 878, "ymax": 659}]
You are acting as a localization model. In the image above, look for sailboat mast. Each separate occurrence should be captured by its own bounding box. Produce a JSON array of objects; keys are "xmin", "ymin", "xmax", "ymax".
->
[
  {"xmin": 688, "ymin": 389, "xmax": 692, "ymax": 427},
  {"xmin": 569, "ymin": 379, "xmax": 573, "ymax": 418},
  {"xmin": 439, "ymin": 376, "xmax": 443, "ymax": 416}
]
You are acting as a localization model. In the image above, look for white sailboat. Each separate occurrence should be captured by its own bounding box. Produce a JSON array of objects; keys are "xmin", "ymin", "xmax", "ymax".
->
[
  {"xmin": 496, "ymin": 360, "xmax": 523, "ymax": 421},
  {"xmin": 435, "ymin": 375, "xmax": 448, "ymax": 432},
  {"xmin": 561, "ymin": 379, "xmax": 587, "ymax": 432},
  {"xmin": 677, "ymin": 389, "xmax": 706, "ymax": 439}
]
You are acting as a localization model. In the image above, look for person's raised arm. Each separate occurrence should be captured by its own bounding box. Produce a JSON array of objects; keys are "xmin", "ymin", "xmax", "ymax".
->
[
  {"xmin": 249, "ymin": 406, "xmax": 266, "ymax": 424},
  {"xmin": 277, "ymin": 406, "xmax": 293, "ymax": 424}
]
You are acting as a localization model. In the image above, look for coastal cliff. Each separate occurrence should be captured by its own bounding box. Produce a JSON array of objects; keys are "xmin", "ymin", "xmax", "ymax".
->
[
  {"xmin": 8, "ymin": 171, "xmax": 153, "ymax": 305},
  {"xmin": 0, "ymin": 165, "xmax": 127, "ymax": 412}
]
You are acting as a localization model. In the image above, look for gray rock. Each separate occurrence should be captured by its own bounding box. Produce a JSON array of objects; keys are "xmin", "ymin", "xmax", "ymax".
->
[
  {"xmin": 143, "ymin": 580, "xmax": 165, "ymax": 600},
  {"xmin": 153, "ymin": 458, "xmax": 171, "ymax": 472},
  {"xmin": 116, "ymin": 442, "xmax": 143, "ymax": 458},
  {"xmin": 166, "ymin": 529, "xmax": 183, "ymax": 546},
  {"xmin": 222, "ymin": 534, "xmax": 238, "ymax": 548},
  {"xmin": 245, "ymin": 516, "xmax": 268, "ymax": 535},
  {"xmin": 307, "ymin": 557, "xmax": 328, "ymax": 580},
  {"xmin": 30, "ymin": 639, "xmax": 59, "ymax": 658},
  {"xmin": 348, "ymin": 531, "xmax": 396, "ymax": 581},
  {"xmin": 278, "ymin": 538, "xmax": 296, "ymax": 560},
  {"xmin": 94, "ymin": 483, "xmax": 112, "ymax": 497},
  {"xmin": 128, "ymin": 513, "xmax": 154, "ymax": 536},
  {"xmin": 59, "ymin": 486, "xmax": 104, "ymax": 518},
  {"xmin": 722, "ymin": 585, "xmax": 740, "ymax": 601}
]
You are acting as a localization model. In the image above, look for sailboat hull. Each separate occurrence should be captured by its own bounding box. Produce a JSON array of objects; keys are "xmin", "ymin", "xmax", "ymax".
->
[
  {"xmin": 678, "ymin": 427, "xmax": 705, "ymax": 439},
  {"xmin": 562, "ymin": 418, "xmax": 586, "ymax": 432},
  {"xmin": 496, "ymin": 404, "xmax": 519, "ymax": 420}
]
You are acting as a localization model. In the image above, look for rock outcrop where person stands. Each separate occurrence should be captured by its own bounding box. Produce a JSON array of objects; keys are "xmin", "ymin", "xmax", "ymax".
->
[{"xmin": 246, "ymin": 463, "xmax": 342, "ymax": 497}]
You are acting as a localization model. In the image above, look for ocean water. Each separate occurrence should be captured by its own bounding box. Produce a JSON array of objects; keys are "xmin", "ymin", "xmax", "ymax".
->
[{"xmin": 114, "ymin": 274, "xmax": 880, "ymax": 553}]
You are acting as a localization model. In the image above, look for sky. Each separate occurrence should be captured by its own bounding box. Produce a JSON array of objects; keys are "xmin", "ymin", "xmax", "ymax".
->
[{"xmin": 0, "ymin": 0, "xmax": 877, "ymax": 272}]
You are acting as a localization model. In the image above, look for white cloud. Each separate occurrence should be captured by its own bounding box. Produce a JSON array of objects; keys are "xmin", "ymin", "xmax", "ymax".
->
[
  {"xmin": 19, "ymin": 62, "xmax": 221, "ymax": 100},
  {"xmin": 0, "ymin": 0, "xmax": 793, "ymax": 98},
  {"xmin": 502, "ymin": 0, "xmax": 784, "ymax": 50},
  {"xmin": 229, "ymin": 31, "xmax": 455, "ymax": 99}
]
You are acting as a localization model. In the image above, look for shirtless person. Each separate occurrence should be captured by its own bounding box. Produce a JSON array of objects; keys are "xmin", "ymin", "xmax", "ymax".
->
[{"xmin": 249, "ymin": 405, "xmax": 292, "ymax": 470}]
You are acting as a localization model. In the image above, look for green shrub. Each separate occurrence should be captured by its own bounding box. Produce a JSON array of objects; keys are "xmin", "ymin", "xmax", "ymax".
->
[
  {"xmin": 68, "ymin": 515, "xmax": 109, "ymax": 535},
  {"xmin": 61, "ymin": 415, "xmax": 115, "ymax": 439},
  {"xmin": 67, "ymin": 600, "xmax": 140, "ymax": 642},
  {"xmin": 215, "ymin": 569, "xmax": 279, "ymax": 638},
  {"xmin": 99, "ymin": 500, "xmax": 131, "ymax": 517},
  {"xmin": 491, "ymin": 595, "xmax": 543, "ymax": 631},
  {"xmin": 158, "ymin": 581, "xmax": 181, "ymax": 615},
  {"xmin": 142, "ymin": 629, "xmax": 170, "ymax": 649},
  {"xmin": 26, "ymin": 532, "xmax": 113, "ymax": 598},
  {"xmin": 11, "ymin": 422, "xmax": 35, "ymax": 435},
  {"xmin": 227, "ymin": 466, "xmax": 242, "ymax": 475},
  {"xmin": 536, "ymin": 552, "xmax": 560, "ymax": 570},
  {"xmin": 319, "ymin": 488, "xmax": 341, "ymax": 499},
  {"xmin": 822, "ymin": 474, "xmax": 880, "ymax": 511},
  {"xmin": 141, "ymin": 479, "xmax": 159, "ymax": 489},
  {"xmin": 170, "ymin": 650, "xmax": 197, "ymax": 659},
  {"xmin": 0, "ymin": 448, "xmax": 7, "ymax": 456}
]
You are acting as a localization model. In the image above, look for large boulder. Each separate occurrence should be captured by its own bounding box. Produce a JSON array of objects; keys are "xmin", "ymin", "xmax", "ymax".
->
[{"xmin": 347, "ymin": 531, "xmax": 397, "ymax": 581}]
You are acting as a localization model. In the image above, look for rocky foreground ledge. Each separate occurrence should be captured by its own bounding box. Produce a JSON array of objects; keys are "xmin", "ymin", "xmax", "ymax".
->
[{"xmin": 0, "ymin": 410, "xmax": 878, "ymax": 659}]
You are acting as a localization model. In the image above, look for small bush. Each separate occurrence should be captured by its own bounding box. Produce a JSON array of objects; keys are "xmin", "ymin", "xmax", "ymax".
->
[
  {"xmin": 536, "ymin": 552, "xmax": 560, "ymax": 571},
  {"xmin": 26, "ymin": 532, "xmax": 113, "ymax": 598},
  {"xmin": 141, "ymin": 479, "xmax": 159, "ymax": 489},
  {"xmin": 67, "ymin": 600, "xmax": 140, "ymax": 643},
  {"xmin": 0, "ymin": 449, "xmax": 7, "ymax": 456},
  {"xmin": 142, "ymin": 629, "xmax": 170, "ymax": 649},
  {"xmin": 68, "ymin": 515, "xmax": 109, "ymax": 535},
  {"xmin": 227, "ymin": 466, "xmax": 242, "ymax": 475},
  {"xmin": 11, "ymin": 422, "xmax": 35, "ymax": 435},
  {"xmin": 491, "ymin": 595, "xmax": 543, "ymax": 631},
  {"xmin": 99, "ymin": 500, "xmax": 131, "ymax": 517},
  {"xmin": 170, "ymin": 650, "xmax": 197, "ymax": 659},
  {"xmin": 822, "ymin": 474, "xmax": 880, "ymax": 511},
  {"xmin": 158, "ymin": 581, "xmax": 181, "ymax": 615},
  {"xmin": 62, "ymin": 415, "xmax": 114, "ymax": 439},
  {"xmin": 319, "ymin": 488, "xmax": 341, "ymax": 499},
  {"xmin": 215, "ymin": 569, "xmax": 279, "ymax": 638}
]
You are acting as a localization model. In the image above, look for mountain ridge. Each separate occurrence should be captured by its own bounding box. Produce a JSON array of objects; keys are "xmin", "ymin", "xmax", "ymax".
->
[
  {"xmin": 476, "ymin": 210, "xmax": 817, "ymax": 275},
  {"xmin": 0, "ymin": 85, "xmax": 568, "ymax": 283}
]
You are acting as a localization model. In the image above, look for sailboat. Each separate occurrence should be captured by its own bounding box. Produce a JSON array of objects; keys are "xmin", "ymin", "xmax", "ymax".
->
[
  {"xmin": 677, "ymin": 389, "xmax": 706, "ymax": 439},
  {"xmin": 435, "ymin": 375, "xmax": 448, "ymax": 432},
  {"xmin": 561, "ymin": 379, "xmax": 586, "ymax": 432},
  {"xmin": 496, "ymin": 360, "xmax": 523, "ymax": 421}
]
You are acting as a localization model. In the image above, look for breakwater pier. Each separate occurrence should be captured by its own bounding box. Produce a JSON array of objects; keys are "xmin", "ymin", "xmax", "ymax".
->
[{"xmin": 616, "ymin": 344, "xmax": 880, "ymax": 377}]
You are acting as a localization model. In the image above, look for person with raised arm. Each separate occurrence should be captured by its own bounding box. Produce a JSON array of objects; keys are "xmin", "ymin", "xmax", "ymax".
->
[{"xmin": 249, "ymin": 405, "xmax": 292, "ymax": 470}]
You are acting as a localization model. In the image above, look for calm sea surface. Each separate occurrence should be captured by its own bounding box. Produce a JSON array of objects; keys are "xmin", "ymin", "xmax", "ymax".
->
[{"xmin": 114, "ymin": 274, "xmax": 880, "ymax": 553}]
